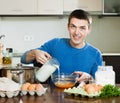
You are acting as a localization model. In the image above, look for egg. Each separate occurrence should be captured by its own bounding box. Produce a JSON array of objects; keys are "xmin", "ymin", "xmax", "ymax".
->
[
  {"xmin": 35, "ymin": 83, "xmax": 44, "ymax": 91},
  {"xmin": 86, "ymin": 86, "xmax": 96, "ymax": 94},
  {"xmin": 21, "ymin": 82, "xmax": 31, "ymax": 91},
  {"xmin": 28, "ymin": 84, "xmax": 36, "ymax": 91},
  {"xmin": 84, "ymin": 83, "xmax": 95, "ymax": 90},
  {"xmin": 83, "ymin": 83, "xmax": 103, "ymax": 94},
  {"xmin": 97, "ymin": 84, "xmax": 103, "ymax": 91}
]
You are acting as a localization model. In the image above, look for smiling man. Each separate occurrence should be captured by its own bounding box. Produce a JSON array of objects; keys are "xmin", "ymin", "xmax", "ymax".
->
[{"xmin": 21, "ymin": 9, "xmax": 102, "ymax": 83}]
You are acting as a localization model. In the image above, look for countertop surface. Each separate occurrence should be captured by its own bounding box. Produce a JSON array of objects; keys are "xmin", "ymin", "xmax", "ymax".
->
[
  {"xmin": 12, "ymin": 52, "xmax": 120, "ymax": 57},
  {"xmin": 1, "ymin": 84, "xmax": 120, "ymax": 103},
  {"xmin": 102, "ymin": 53, "xmax": 120, "ymax": 56}
]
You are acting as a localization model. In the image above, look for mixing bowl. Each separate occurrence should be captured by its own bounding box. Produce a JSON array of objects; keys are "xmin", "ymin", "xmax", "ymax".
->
[{"xmin": 51, "ymin": 73, "xmax": 77, "ymax": 89}]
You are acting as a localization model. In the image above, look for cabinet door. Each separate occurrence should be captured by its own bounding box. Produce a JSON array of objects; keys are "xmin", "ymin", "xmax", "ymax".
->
[
  {"xmin": 64, "ymin": 0, "xmax": 102, "ymax": 12},
  {"xmin": 103, "ymin": 56, "xmax": 120, "ymax": 84},
  {"xmin": 0, "ymin": 0, "xmax": 37, "ymax": 15},
  {"xmin": 37, "ymin": 0, "xmax": 63, "ymax": 15}
]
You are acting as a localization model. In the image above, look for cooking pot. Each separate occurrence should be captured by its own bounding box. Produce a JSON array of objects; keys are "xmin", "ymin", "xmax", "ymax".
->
[{"xmin": 0, "ymin": 64, "xmax": 39, "ymax": 84}]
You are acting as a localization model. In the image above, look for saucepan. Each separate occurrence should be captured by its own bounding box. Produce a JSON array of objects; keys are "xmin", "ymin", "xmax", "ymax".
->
[{"xmin": 0, "ymin": 64, "xmax": 39, "ymax": 84}]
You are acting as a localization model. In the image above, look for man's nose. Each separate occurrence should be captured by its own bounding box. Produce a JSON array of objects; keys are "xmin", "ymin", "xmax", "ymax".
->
[{"xmin": 75, "ymin": 28, "xmax": 80, "ymax": 34}]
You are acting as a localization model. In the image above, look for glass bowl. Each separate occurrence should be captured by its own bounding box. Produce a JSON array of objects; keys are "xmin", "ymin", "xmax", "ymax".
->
[{"xmin": 51, "ymin": 73, "xmax": 77, "ymax": 89}]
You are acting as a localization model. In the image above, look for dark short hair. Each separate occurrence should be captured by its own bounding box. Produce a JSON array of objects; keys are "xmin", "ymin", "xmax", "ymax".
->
[{"xmin": 68, "ymin": 9, "xmax": 92, "ymax": 25}]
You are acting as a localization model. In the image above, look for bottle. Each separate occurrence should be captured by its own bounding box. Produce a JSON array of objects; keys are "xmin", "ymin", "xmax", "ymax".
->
[
  {"xmin": 2, "ymin": 48, "xmax": 13, "ymax": 65},
  {"xmin": 0, "ymin": 35, "xmax": 5, "ymax": 65},
  {"xmin": 35, "ymin": 58, "xmax": 60, "ymax": 82},
  {"xmin": 0, "ymin": 43, "xmax": 3, "ymax": 65},
  {"xmin": 95, "ymin": 66, "xmax": 115, "ymax": 86}
]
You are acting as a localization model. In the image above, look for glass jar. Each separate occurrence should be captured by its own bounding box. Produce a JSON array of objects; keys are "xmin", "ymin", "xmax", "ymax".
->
[
  {"xmin": 95, "ymin": 66, "xmax": 115, "ymax": 86},
  {"xmin": 35, "ymin": 58, "xmax": 60, "ymax": 82}
]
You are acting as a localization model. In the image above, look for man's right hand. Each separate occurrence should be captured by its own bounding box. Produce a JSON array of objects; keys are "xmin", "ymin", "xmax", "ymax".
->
[{"xmin": 33, "ymin": 49, "xmax": 52, "ymax": 64}]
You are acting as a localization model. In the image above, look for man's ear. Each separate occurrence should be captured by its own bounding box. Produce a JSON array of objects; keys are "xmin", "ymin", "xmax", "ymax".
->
[{"xmin": 88, "ymin": 25, "xmax": 92, "ymax": 34}]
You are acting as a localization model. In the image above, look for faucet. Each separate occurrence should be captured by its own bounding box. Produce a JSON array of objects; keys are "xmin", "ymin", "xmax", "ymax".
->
[{"xmin": 0, "ymin": 35, "xmax": 5, "ymax": 40}]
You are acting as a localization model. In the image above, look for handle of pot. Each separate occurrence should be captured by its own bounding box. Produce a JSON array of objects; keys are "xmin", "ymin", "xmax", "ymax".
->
[{"xmin": 10, "ymin": 69, "xmax": 24, "ymax": 75}]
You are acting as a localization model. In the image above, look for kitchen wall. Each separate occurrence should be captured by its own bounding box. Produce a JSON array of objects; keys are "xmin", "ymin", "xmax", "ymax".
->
[{"xmin": 0, "ymin": 16, "xmax": 120, "ymax": 53}]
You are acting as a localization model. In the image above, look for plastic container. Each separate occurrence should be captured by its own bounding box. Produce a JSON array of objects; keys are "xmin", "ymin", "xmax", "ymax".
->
[
  {"xmin": 35, "ymin": 58, "xmax": 60, "ymax": 82},
  {"xmin": 95, "ymin": 66, "xmax": 115, "ymax": 86}
]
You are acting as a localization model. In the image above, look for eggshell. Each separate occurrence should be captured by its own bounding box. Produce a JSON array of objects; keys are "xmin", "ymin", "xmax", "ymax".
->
[
  {"xmin": 96, "ymin": 84, "xmax": 103, "ymax": 91},
  {"xmin": 86, "ymin": 86, "xmax": 96, "ymax": 94},
  {"xmin": 21, "ymin": 83, "xmax": 31, "ymax": 91},
  {"xmin": 83, "ymin": 83, "xmax": 103, "ymax": 94},
  {"xmin": 28, "ymin": 84, "xmax": 36, "ymax": 91},
  {"xmin": 35, "ymin": 84, "xmax": 44, "ymax": 91}
]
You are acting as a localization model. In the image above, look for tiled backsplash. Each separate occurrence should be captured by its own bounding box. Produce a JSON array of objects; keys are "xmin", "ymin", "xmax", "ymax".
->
[{"xmin": 0, "ymin": 16, "xmax": 120, "ymax": 53}]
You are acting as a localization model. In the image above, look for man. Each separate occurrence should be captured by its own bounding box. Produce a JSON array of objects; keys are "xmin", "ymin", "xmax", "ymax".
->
[{"xmin": 21, "ymin": 9, "xmax": 102, "ymax": 83}]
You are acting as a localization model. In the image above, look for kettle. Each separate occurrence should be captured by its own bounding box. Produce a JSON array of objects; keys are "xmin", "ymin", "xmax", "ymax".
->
[{"xmin": 35, "ymin": 58, "xmax": 60, "ymax": 82}]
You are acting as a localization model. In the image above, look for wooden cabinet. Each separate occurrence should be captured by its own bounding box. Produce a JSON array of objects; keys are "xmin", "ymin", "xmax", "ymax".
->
[
  {"xmin": 0, "ymin": 0, "xmax": 37, "ymax": 15},
  {"xmin": 63, "ymin": 0, "xmax": 102, "ymax": 12},
  {"xmin": 0, "ymin": 0, "xmax": 63, "ymax": 15},
  {"xmin": 0, "ymin": 0, "xmax": 102, "ymax": 15},
  {"xmin": 37, "ymin": 0, "xmax": 63, "ymax": 15},
  {"xmin": 102, "ymin": 55, "xmax": 120, "ymax": 84}
]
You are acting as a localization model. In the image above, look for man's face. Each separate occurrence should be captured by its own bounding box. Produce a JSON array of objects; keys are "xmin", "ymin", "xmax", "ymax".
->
[{"xmin": 68, "ymin": 17, "xmax": 91, "ymax": 48}]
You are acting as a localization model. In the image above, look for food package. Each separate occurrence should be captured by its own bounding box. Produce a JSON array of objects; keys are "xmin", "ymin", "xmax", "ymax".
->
[{"xmin": 0, "ymin": 77, "xmax": 21, "ymax": 98}]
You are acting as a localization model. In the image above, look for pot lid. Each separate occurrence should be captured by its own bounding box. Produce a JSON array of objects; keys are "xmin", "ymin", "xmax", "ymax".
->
[{"xmin": 1, "ymin": 63, "xmax": 39, "ymax": 70}]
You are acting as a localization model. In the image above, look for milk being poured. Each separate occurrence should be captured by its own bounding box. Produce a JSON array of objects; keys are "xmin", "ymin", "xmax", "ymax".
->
[{"xmin": 35, "ymin": 58, "xmax": 60, "ymax": 82}]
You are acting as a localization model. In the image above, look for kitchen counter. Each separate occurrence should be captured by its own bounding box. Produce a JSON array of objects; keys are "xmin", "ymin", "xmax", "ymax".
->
[
  {"xmin": 1, "ymin": 84, "xmax": 120, "ymax": 103},
  {"xmin": 102, "ymin": 53, "xmax": 120, "ymax": 56},
  {"xmin": 13, "ymin": 52, "xmax": 120, "ymax": 57}
]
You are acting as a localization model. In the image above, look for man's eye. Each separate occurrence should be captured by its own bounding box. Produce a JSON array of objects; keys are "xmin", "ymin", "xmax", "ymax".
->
[
  {"xmin": 70, "ymin": 25, "xmax": 76, "ymax": 29},
  {"xmin": 80, "ymin": 27, "xmax": 86, "ymax": 30}
]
